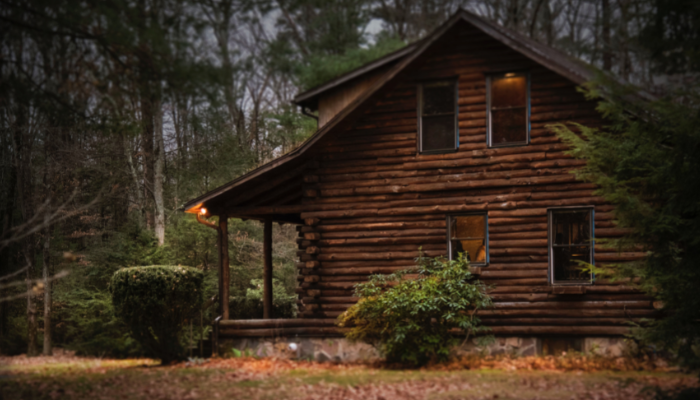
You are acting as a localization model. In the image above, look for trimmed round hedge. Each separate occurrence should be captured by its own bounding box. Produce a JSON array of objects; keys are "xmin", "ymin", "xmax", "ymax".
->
[{"xmin": 111, "ymin": 265, "xmax": 202, "ymax": 363}]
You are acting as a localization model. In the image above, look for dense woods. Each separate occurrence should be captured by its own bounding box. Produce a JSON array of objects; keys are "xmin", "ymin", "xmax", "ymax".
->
[{"xmin": 1, "ymin": 0, "xmax": 697, "ymax": 359}]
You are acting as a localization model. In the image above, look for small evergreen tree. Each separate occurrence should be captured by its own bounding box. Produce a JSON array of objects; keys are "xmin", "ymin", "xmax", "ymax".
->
[{"xmin": 550, "ymin": 77, "xmax": 700, "ymax": 368}]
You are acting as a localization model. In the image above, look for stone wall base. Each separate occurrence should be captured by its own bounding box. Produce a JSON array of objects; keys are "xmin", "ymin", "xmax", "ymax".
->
[
  {"xmin": 217, "ymin": 336, "xmax": 630, "ymax": 363},
  {"xmin": 219, "ymin": 337, "xmax": 380, "ymax": 362}
]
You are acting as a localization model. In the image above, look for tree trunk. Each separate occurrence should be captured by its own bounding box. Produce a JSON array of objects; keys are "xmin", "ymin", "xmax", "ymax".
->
[
  {"xmin": 153, "ymin": 101, "xmax": 165, "ymax": 246},
  {"xmin": 602, "ymin": 0, "xmax": 612, "ymax": 71},
  {"xmin": 140, "ymin": 87, "xmax": 155, "ymax": 230},
  {"xmin": 42, "ymin": 226, "xmax": 52, "ymax": 355},
  {"xmin": 0, "ymin": 138, "xmax": 17, "ymax": 343},
  {"xmin": 25, "ymin": 250, "xmax": 38, "ymax": 357},
  {"xmin": 125, "ymin": 135, "xmax": 146, "ymax": 224}
]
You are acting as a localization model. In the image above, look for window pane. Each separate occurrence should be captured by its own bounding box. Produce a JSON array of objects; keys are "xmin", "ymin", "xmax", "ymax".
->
[
  {"xmin": 450, "ymin": 215, "xmax": 487, "ymax": 264},
  {"xmin": 422, "ymin": 115, "xmax": 455, "ymax": 151},
  {"xmin": 491, "ymin": 75, "xmax": 526, "ymax": 108},
  {"xmin": 452, "ymin": 239, "xmax": 487, "ymax": 264},
  {"xmin": 451, "ymin": 215, "xmax": 485, "ymax": 239},
  {"xmin": 491, "ymin": 108, "xmax": 527, "ymax": 144},
  {"xmin": 423, "ymin": 84, "xmax": 454, "ymax": 115},
  {"xmin": 553, "ymin": 246, "xmax": 591, "ymax": 281},
  {"xmin": 553, "ymin": 211, "xmax": 591, "ymax": 245}
]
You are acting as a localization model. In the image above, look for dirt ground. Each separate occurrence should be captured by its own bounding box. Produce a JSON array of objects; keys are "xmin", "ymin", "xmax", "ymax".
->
[{"xmin": 1, "ymin": 350, "xmax": 697, "ymax": 400}]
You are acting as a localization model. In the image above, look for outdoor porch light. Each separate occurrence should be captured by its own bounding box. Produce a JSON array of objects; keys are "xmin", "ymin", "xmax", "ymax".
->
[{"xmin": 195, "ymin": 206, "xmax": 218, "ymax": 230}]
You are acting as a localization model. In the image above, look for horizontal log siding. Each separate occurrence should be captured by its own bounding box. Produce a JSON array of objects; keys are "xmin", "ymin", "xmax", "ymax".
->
[{"xmin": 286, "ymin": 22, "xmax": 653, "ymax": 337}]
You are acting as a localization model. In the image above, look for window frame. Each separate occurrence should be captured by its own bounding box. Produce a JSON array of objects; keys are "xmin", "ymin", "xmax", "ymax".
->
[
  {"xmin": 486, "ymin": 71, "xmax": 531, "ymax": 148},
  {"xmin": 446, "ymin": 213, "xmax": 489, "ymax": 266},
  {"xmin": 547, "ymin": 206, "xmax": 595, "ymax": 286},
  {"xmin": 417, "ymin": 79, "xmax": 460, "ymax": 154}
]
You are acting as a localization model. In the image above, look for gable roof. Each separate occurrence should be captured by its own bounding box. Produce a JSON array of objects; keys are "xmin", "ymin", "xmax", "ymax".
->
[
  {"xmin": 293, "ymin": 9, "xmax": 595, "ymax": 112},
  {"xmin": 182, "ymin": 9, "xmax": 597, "ymax": 218}
]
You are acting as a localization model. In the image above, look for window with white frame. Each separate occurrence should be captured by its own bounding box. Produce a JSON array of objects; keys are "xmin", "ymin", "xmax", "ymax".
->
[
  {"xmin": 487, "ymin": 72, "xmax": 530, "ymax": 147},
  {"xmin": 418, "ymin": 80, "xmax": 459, "ymax": 153},
  {"xmin": 548, "ymin": 208, "xmax": 594, "ymax": 284},
  {"xmin": 447, "ymin": 214, "xmax": 488, "ymax": 266}
]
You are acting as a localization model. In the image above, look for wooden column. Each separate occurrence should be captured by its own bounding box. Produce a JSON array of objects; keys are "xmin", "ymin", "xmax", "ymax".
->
[
  {"xmin": 263, "ymin": 217, "xmax": 273, "ymax": 319},
  {"xmin": 218, "ymin": 217, "xmax": 230, "ymax": 320},
  {"xmin": 216, "ymin": 223, "xmax": 223, "ymax": 315}
]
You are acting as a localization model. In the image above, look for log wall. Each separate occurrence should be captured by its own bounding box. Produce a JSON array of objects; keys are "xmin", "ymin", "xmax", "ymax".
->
[{"xmin": 291, "ymin": 21, "xmax": 655, "ymax": 337}]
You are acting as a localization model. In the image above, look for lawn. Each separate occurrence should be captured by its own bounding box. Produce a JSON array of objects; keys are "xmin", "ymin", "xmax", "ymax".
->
[{"xmin": 1, "ymin": 351, "xmax": 697, "ymax": 400}]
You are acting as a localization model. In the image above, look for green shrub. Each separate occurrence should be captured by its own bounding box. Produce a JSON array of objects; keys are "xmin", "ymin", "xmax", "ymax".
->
[
  {"xmin": 229, "ymin": 278, "xmax": 297, "ymax": 319},
  {"xmin": 111, "ymin": 265, "xmax": 203, "ymax": 363},
  {"xmin": 338, "ymin": 253, "xmax": 493, "ymax": 366},
  {"xmin": 54, "ymin": 286, "xmax": 141, "ymax": 358}
]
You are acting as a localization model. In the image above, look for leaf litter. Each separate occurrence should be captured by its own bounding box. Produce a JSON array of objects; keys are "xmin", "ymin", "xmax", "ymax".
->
[{"xmin": 0, "ymin": 352, "xmax": 697, "ymax": 400}]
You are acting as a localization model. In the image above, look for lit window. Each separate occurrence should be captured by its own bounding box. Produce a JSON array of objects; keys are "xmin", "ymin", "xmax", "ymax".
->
[
  {"xmin": 448, "ymin": 214, "xmax": 488, "ymax": 265},
  {"xmin": 418, "ymin": 81, "xmax": 458, "ymax": 153},
  {"xmin": 487, "ymin": 72, "xmax": 529, "ymax": 147},
  {"xmin": 548, "ymin": 208, "xmax": 594, "ymax": 284}
]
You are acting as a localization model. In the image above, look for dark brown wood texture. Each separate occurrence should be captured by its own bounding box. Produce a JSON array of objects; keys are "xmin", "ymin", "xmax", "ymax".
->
[
  {"xmin": 223, "ymin": 21, "xmax": 652, "ymax": 338},
  {"xmin": 263, "ymin": 217, "xmax": 273, "ymax": 319},
  {"xmin": 219, "ymin": 218, "xmax": 230, "ymax": 320}
]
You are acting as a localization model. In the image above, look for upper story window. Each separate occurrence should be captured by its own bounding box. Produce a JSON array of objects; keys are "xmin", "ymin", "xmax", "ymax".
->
[
  {"xmin": 448, "ymin": 214, "xmax": 488, "ymax": 266},
  {"xmin": 418, "ymin": 81, "xmax": 458, "ymax": 154},
  {"xmin": 487, "ymin": 72, "xmax": 530, "ymax": 147},
  {"xmin": 548, "ymin": 208, "xmax": 594, "ymax": 285}
]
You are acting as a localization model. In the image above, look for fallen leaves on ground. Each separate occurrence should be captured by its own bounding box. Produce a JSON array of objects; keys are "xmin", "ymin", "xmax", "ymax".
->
[
  {"xmin": 1, "ymin": 353, "xmax": 698, "ymax": 400},
  {"xmin": 431, "ymin": 353, "xmax": 671, "ymax": 372}
]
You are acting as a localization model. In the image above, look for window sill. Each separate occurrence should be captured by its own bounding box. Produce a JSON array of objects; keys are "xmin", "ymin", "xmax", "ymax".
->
[
  {"xmin": 418, "ymin": 148, "xmax": 459, "ymax": 156},
  {"xmin": 469, "ymin": 267, "xmax": 483, "ymax": 276},
  {"xmin": 551, "ymin": 286, "xmax": 587, "ymax": 295},
  {"xmin": 487, "ymin": 141, "xmax": 529, "ymax": 149}
]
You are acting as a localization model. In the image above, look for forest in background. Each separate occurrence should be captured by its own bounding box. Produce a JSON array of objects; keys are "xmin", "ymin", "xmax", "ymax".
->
[{"xmin": 0, "ymin": 0, "xmax": 697, "ymax": 357}]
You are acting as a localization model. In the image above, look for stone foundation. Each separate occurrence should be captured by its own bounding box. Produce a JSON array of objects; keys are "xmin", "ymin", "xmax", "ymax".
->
[
  {"xmin": 219, "ymin": 337, "xmax": 380, "ymax": 362},
  {"xmin": 217, "ymin": 336, "xmax": 630, "ymax": 362},
  {"xmin": 583, "ymin": 337, "xmax": 628, "ymax": 357},
  {"xmin": 455, "ymin": 337, "xmax": 540, "ymax": 356}
]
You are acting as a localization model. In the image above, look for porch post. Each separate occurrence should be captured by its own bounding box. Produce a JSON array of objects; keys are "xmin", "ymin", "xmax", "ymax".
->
[
  {"xmin": 219, "ymin": 216, "xmax": 230, "ymax": 320},
  {"xmin": 216, "ymin": 222, "xmax": 223, "ymax": 316},
  {"xmin": 263, "ymin": 217, "xmax": 273, "ymax": 319}
]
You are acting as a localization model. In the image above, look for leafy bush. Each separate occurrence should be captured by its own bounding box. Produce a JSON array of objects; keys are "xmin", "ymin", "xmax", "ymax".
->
[
  {"xmin": 229, "ymin": 278, "xmax": 297, "ymax": 319},
  {"xmin": 338, "ymin": 253, "xmax": 492, "ymax": 366},
  {"xmin": 111, "ymin": 265, "xmax": 203, "ymax": 363}
]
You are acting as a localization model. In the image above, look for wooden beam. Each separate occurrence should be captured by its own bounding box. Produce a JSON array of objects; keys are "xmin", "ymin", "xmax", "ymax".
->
[
  {"xmin": 216, "ymin": 222, "xmax": 223, "ymax": 317},
  {"xmin": 219, "ymin": 217, "xmax": 230, "ymax": 320},
  {"xmin": 263, "ymin": 217, "xmax": 273, "ymax": 319},
  {"xmin": 219, "ymin": 319, "xmax": 336, "ymax": 329},
  {"xmin": 226, "ymin": 204, "xmax": 310, "ymax": 216}
]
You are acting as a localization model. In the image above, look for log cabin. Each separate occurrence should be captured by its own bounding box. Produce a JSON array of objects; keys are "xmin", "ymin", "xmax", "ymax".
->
[{"xmin": 183, "ymin": 9, "xmax": 654, "ymax": 357}]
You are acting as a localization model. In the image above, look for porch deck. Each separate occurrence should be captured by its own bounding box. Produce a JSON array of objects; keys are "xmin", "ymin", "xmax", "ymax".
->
[{"xmin": 216, "ymin": 318, "xmax": 345, "ymax": 338}]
